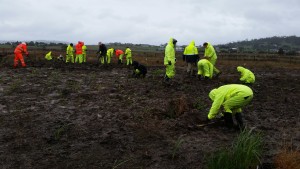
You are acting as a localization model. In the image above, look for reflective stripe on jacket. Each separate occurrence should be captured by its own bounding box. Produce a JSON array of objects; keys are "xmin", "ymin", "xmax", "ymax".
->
[{"xmin": 14, "ymin": 44, "xmax": 28, "ymax": 54}]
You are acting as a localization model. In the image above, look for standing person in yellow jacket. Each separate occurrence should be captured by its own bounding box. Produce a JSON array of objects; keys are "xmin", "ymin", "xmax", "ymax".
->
[
  {"xmin": 207, "ymin": 84, "xmax": 253, "ymax": 129},
  {"xmin": 183, "ymin": 40, "xmax": 199, "ymax": 76},
  {"xmin": 203, "ymin": 42, "xmax": 221, "ymax": 77},
  {"xmin": 82, "ymin": 43, "xmax": 87, "ymax": 63},
  {"xmin": 106, "ymin": 48, "xmax": 114, "ymax": 64},
  {"xmin": 164, "ymin": 38, "xmax": 177, "ymax": 82},
  {"xmin": 125, "ymin": 47, "xmax": 132, "ymax": 66},
  {"xmin": 237, "ymin": 66, "xmax": 255, "ymax": 84},
  {"xmin": 66, "ymin": 43, "xmax": 74, "ymax": 63}
]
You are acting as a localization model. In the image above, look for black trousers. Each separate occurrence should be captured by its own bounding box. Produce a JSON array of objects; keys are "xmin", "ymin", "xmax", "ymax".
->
[{"xmin": 223, "ymin": 112, "xmax": 244, "ymax": 129}]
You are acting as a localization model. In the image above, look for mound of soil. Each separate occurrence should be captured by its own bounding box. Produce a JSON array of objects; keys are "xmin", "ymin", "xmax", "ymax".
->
[{"xmin": 0, "ymin": 62, "xmax": 299, "ymax": 169}]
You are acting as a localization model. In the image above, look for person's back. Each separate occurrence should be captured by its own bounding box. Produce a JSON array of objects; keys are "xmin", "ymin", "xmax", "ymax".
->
[
  {"xmin": 45, "ymin": 51, "xmax": 52, "ymax": 60},
  {"xmin": 183, "ymin": 40, "xmax": 199, "ymax": 76},
  {"xmin": 207, "ymin": 84, "xmax": 253, "ymax": 129},
  {"xmin": 13, "ymin": 42, "xmax": 28, "ymax": 68},
  {"xmin": 115, "ymin": 49, "xmax": 124, "ymax": 64},
  {"xmin": 164, "ymin": 38, "xmax": 177, "ymax": 82},
  {"xmin": 106, "ymin": 48, "xmax": 114, "ymax": 64},
  {"xmin": 132, "ymin": 61, "xmax": 147, "ymax": 78},
  {"xmin": 197, "ymin": 59, "xmax": 213, "ymax": 79},
  {"xmin": 237, "ymin": 66, "xmax": 255, "ymax": 84},
  {"xmin": 82, "ymin": 44, "xmax": 87, "ymax": 63},
  {"xmin": 125, "ymin": 47, "xmax": 132, "ymax": 66},
  {"xmin": 75, "ymin": 42, "xmax": 83, "ymax": 55},
  {"xmin": 75, "ymin": 41, "xmax": 84, "ymax": 63}
]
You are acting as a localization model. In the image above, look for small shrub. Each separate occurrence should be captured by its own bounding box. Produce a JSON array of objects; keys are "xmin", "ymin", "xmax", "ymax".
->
[
  {"xmin": 112, "ymin": 158, "xmax": 133, "ymax": 169},
  {"xmin": 5, "ymin": 79, "xmax": 22, "ymax": 94},
  {"xmin": 171, "ymin": 136, "xmax": 184, "ymax": 160},
  {"xmin": 193, "ymin": 97, "xmax": 206, "ymax": 111},
  {"xmin": 274, "ymin": 146, "xmax": 300, "ymax": 169},
  {"xmin": 206, "ymin": 129, "xmax": 263, "ymax": 169},
  {"xmin": 151, "ymin": 69, "xmax": 164, "ymax": 76}
]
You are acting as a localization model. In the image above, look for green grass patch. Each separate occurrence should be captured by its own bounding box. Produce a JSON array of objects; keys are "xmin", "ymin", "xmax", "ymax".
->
[{"xmin": 206, "ymin": 129, "xmax": 263, "ymax": 169}]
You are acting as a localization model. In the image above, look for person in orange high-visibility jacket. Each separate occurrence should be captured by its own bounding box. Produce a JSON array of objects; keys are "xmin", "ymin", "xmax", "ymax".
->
[
  {"xmin": 207, "ymin": 84, "xmax": 253, "ymax": 129},
  {"xmin": 115, "ymin": 49, "xmax": 124, "ymax": 64},
  {"xmin": 14, "ymin": 42, "xmax": 29, "ymax": 68},
  {"xmin": 237, "ymin": 66, "xmax": 255, "ymax": 84},
  {"xmin": 75, "ymin": 41, "xmax": 84, "ymax": 63}
]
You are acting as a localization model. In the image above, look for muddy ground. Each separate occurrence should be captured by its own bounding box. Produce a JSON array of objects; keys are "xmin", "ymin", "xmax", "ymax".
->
[{"xmin": 0, "ymin": 59, "xmax": 299, "ymax": 169}]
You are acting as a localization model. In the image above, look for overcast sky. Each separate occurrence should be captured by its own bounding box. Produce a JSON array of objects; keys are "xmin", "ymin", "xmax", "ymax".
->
[{"xmin": 1, "ymin": 0, "xmax": 299, "ymax": 45}]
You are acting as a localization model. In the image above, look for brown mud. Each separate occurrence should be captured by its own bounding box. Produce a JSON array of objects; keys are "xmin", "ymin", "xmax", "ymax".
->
[{"xmin": 0, "ymin": 59, "xmax": 299, "ymax": 169}]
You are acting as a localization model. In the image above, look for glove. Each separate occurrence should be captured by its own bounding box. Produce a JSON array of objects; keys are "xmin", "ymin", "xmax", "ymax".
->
[{"xmin": 168, "ymin": 61, "xmax": 172, "ymax": 65}]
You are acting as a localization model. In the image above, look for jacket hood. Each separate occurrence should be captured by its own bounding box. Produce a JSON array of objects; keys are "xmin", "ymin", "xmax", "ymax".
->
[
  {"xmin": 237, "ymin": 66, "xmax": 245, "ymax": 72},
  {"xmin": 168, "ymin": 38, "xmax": 175, "ymax": 47},
  {"xmin": 189, "ymin": 40, "xmax": 195, "ymax": 46},
  {"xmin": 209, "ymin": 89, "xmax": 217, "ymax": 101}
]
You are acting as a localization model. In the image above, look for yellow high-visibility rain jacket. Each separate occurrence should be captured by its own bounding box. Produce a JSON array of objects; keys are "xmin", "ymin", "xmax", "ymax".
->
[
  {"xmin": 66, "ymin": 45, "xmax": 74, "ymax": 56},
  {"xmin": 197, "ymin": 59, "xmax": 213, "ymax": 79},
  {"xmin": 208, "ymin": 84, "xmax": 253, "ymax": 120},
  {"xmin": 82, "ymin": 45, "xmax": 87, "ymax": 55},
  {"xmin": 45, "ymin": 51, "xmax": 52, "ymax": 60},
  {"xmin": 125, "ymin": 48, "xmax": 132, "ymax": 58},
  {"xmin": 204, "ymin": 42, "xmax": 217, "ymax": 64},
  {"xmin": 164, "ymin": 38, "xmax": 176, "ymax": 65},
  {"xmin": 184, "ymin": 40, "xmax": 198, "ymax": 55},
  {"xmin": 107, "ymin": 48, "xmax": 114, "ymax": 57},
  {"xmin": 237, "ymin": 66, "xmax": 255, "ymax": 84}
]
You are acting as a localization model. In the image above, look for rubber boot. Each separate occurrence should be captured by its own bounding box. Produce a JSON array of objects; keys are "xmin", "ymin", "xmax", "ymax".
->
[
  {"xmin": 235, "ymin": 113, "xmax": 244, "ymax": 130},
  {"xmin": 223, "ymin": 112, "xmax": 234, "ymax": 128}
]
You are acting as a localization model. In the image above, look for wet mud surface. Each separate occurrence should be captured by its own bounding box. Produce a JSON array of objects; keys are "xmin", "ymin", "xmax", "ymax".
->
[{"xmin": 0, "ymin": 62, "xmax": 299, "ymax": 169}]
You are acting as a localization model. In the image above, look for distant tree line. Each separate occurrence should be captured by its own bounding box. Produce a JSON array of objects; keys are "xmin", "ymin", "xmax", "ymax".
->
[{"xmin": 216, "ymin": 36, "xmax": 300, "ymax": 55}]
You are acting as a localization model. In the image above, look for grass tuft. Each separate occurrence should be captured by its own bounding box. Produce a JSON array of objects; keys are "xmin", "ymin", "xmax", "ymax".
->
[{"xmin": 207, "ymin": 128, "xmax": 263, "ymax": 169}]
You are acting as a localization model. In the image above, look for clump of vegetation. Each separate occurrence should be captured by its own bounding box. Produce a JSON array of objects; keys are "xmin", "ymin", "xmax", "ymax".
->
[
  {"xmin": 112, "ymin": 158, "xmax": 133, "ymax": 169},
  {"xmin": 171, "ymin": 136, "xmax": 184, "ymax": 160},
  {"xmin": 151, "ymin": 69, "xmax": 164, "ymax": 76},
  {"xmin": 166, "ymin": 95, "xmax": 188, "ymax": 118},
  {"xmin": 54, "ymin": 123, "xmax": 72, "ymax": 141},
  {"xmin": 193, "ymin": 97, "xmax": 206, "ymax": 111},
  {"xmin": 5, "ymin": 79, "xmax": 22, "ymax": 94},
  {"xmin": 274, "ymin": 145, "xmax": 300, "ymax": 169},
  {"xmin": 206, "ymin": 129, "xmax": 263, "ymax": 169}
]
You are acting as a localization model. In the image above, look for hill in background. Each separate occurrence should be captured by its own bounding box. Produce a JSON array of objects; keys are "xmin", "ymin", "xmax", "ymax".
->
[
  {"xmin": 216, "ymin": 36, "xmax": 300, "ymax": 54},
  {"xmin": 1, "ymin": 36, "xmax": 300, "ymax": 54}
]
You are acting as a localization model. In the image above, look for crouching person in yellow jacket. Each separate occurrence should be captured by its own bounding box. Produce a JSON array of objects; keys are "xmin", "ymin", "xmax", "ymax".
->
[
  {"xmin": 197, "ymin": 59, "xmax": 213, "ymax": 80},
  {"xmin": 237, "ymin": 66, "xmax": 255, "ymax": 84},
  {"xmin": 45, "ymin": 51, "xmax": 52, "ymax": 61},
  {"xmin": 207, "ymin": 84, "xmax": 253, "ymax": 129}
]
